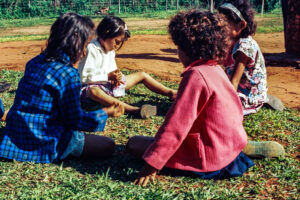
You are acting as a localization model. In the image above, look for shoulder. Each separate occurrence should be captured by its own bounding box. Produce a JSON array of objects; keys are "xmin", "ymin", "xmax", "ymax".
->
[
  {"xmin": 49, "ymin": 62, "xmax": 80, "ymax": 84},
  {"xmin": 233, "ymin": 36, "xmax": 258, "ymax": 59},
  {"xmin": 182, "ymin": 65, "xmax": 210, "ymax": 89},
  {"xmin": 236, "ymin": 36, "xmax": 258, "ymax": 49},
  {"xmin": 87, "ymin": 39, "xmax": 104, "ymax": 53}
]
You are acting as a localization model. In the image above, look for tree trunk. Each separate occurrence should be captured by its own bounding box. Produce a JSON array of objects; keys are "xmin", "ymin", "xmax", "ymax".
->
[
  {"xmin": 28, "ymin": 0, "xmax": 31, "ymax": 17},
  {"xmin": 118, "ymin": 0, "xmax": 121, "ymax": 14},
  {"xmin": 261, "ymin": 0, "xmax": 264, "ymax": 17},
  {"xmin": 166, "ymin": 0, "xmax": 168, "ymax": 11},
  {"xmin": 53, "ymin": 0, "xmax": 60, "ymax": 12},
  {"xmin": 281, "ymin": 0, "xmax": 300, "ymax": 55},
  {"xmin": 210, "ymin": 0, "xmax": 214, "ymax": 12},
  {"xmin": 176, "ymin": 0, "xmax": 179, "ymax": 9}
]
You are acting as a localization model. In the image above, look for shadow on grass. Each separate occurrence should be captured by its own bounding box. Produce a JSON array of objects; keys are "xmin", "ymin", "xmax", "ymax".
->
[
  {"xmin": 125, "ymin": 95, "xmax": 174, "ymax": 117},
  {"xmin": 62, "ymin": 144, "xmax": 197, "ymax": 183},
  {"xmin": 82, "ymin": 92, "xmax": 174, "ymax": 118},
  {"xmin": 62, "ymin": 145, "xmax": 143, "ymax": 182}
]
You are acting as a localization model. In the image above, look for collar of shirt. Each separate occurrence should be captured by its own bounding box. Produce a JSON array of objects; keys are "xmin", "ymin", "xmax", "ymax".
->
[
  {"xmin": 90, "ymin": 39, "xmax": 105, "ymax": 52},
  {"xmin": 181, "ymin": 59, "xmax": 218, "ymax": 77},
  {"xmin": 43, "ymin": 50, "xmax": 72, "ymax": 66},
  {"xmin": 58, "ymin": 50, "xmax": 72, "ymax": 65}
]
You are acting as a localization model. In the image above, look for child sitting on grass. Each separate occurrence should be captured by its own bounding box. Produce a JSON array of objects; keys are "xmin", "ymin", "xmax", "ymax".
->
[
  {"xmin": 218, "ymin": 0, "xmax": 284, "ymax": 114},
  {"xmin": 0, "ymin": 13, "xmax": 124, "ymax": 163},
  {"xmin": 126, "ymin": 10, "xmax": 284, "ymax": 186},
  {"xmin": 78, "ymin": 15, "xmax": 177, "ymax": 118}
]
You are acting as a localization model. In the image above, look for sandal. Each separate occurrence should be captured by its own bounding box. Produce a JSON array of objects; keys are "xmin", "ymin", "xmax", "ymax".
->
[
  {"xmin": 140, "ymin": 104, "xmax": 157, "ymax": 119},
  {"xmin": 265, "ymin": 94, "xmax": 284, "ymax": 111},
  {"xmin": 0, "ymin": 81, "xmax": 11, "ymax": 93},
  {"xmin": 243, "ymin": 141, "xmax": 285, "ymax": 158}
]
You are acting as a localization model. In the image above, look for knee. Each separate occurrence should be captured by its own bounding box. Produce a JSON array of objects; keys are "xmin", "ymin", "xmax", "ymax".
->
[
  {"xmin": 138, "ymin": 71, "xmax": 149, "ymax": 79},
  {"xmin": 137, "ymin": 72, "xmax": 149, "ymax": 81},
  {"xmin": 126, "ymin": 136, "xmax": 140, "ymax": 154},
  {"xmin": 126, "ymin": 135, "xmax": 154, "ymax": 157},
  {"xmin": 88, "ymin": 87, "xmax": 100, "ymax": 98},
  {"xmin": 104, "ymin": 137, "xmax": 115, "ymax": 156}
]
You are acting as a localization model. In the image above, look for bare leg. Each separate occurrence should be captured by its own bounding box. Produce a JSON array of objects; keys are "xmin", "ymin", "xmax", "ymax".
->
[
  {"xmin": 126, "ymin": 136, "xmax": 154, "ymax": 158},
  {"xmin": 1, "ymin": 110, "xmax": 8, "ymax": 121},
  {"xmin": 81, "ymin": 134, "xmax": 115, "ymax": 159},
  {"xmin": 88, "ymin": 86, "xmax": 140, "ymax": 114},
  {"xmin": 125, "ymin": 72, "xmax": 177, "ymax": 100}
]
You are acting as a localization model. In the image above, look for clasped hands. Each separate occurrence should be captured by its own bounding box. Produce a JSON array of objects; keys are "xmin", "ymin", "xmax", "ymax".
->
[{"xmin": 108, "ymin": 69, "xmax": 124, "ymax": 87}]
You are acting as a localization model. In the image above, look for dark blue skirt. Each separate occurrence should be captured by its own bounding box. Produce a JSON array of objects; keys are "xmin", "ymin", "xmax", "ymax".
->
[{"xmin": 194, "ymin": 152, "xmax": 254, "ymax": 179}]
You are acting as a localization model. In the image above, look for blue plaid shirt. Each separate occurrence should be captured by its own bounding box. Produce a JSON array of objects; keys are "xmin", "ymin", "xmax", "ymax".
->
[{"xmin": 0, "ymin": 52, "xmax": 107, "ymax": 163}]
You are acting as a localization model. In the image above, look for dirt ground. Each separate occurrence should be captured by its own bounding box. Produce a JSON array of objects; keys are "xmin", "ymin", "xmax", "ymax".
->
[{"xmin": 0, "ymin": 32, "xmax": 299, "ymax": 110}]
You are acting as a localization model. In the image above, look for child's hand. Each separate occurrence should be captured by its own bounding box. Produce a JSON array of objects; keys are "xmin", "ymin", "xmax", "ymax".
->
[
  {"xmin": 134, "ymin": 163, "xmax": 158, "ymax": 186},
  {"xmin": 102, "ymin": 102, "xmax": 124, "ymax": 117},
  {"xmin": 108, "ymin": 69, "xmax": 124, "ymax": 87}
]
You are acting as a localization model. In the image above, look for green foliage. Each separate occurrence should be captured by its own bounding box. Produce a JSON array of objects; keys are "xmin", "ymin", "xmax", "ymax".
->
[
  {"xmin": 0, "ymin": 69, "xmax": 299, "ymax": 199},
  {"xmin": 251, "ymin": 0, "xmax": 281, "ymax": 13},
  {"xmin": 0, "ymin": 13, "xmax": 283, "ymax": 42},
  {"xmin": 0, "ymin": 0, "xmax": 282, "ymax": 19}
]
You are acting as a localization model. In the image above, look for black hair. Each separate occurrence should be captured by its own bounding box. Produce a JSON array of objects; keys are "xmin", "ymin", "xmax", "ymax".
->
[
  {"xmin": 169, "ymin": 10, "xmax": 231, "ymax": 63},
  {"xmin": 45, "ymin": 12, "xmax": 95, "ymax": 64},
  {"xmin": 218, "ymin": 0, "xmax": 257, "ymax": 38},
  {"xmin": 96, "ymin": 15, "xmax": 130, "ymax": 50}
]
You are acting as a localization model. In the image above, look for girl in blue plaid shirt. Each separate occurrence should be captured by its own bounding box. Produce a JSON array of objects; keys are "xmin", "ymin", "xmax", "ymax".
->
[{"xmin": 0, "ymin": 13, "xmax": 124, "ymax": 163}]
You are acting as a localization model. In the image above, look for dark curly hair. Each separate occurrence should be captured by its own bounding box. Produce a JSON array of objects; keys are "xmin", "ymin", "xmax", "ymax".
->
[
  {"xmin": 96, "ymin": 15, "xmax": 130, "ymax": 50},
  {"xmin": 45, "ymin": 12, "xmax": 95, "ymax": 64},
  {"xmin": 218, "ymin": 0, "xmax": 257, "ymax": 38},
  {"xmin": 168, "ymin": 10, "xmax": 231, "ymax": 63}
]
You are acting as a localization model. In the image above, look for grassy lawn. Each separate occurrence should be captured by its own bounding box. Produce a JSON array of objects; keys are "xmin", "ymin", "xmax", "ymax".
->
[
  {"xmin": 0, "ymin": 69, "xmax": 299, "ymax": 199},
  {"xmin": 0, "ymin": 12, "xmax": 283, "ymax": 42}
]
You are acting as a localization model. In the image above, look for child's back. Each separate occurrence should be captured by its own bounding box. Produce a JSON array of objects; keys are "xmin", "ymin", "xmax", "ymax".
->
[
  {"xmin": 0, "ymin": 13, "xmax": 119, "ymax": 163},
  {"xmin": 0, "ymin": 51, "xmax": 107, "ymax": 163},
  {"xmin": 128, "ymin": 11, "xmax": 255, "ymax": 186},
  {"xmin": 144, "ymin": 60, "xmax": 247, "ymax": 172}
]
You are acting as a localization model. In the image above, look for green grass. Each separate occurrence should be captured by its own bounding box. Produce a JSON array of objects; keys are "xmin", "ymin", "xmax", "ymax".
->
[
  {"xmin": 0, "ymin": 17, "xmax": 56, "ymax": 29},
  {"xmin": 0, "ymin": 35, "xmax": 49, "ymax": 43},
  {"xmin": 256, "ymin": 13, "xmax": 284, "ymax": 33},
  {"xmin": 0, "ymin": 10, "xmax": 178, "ymax": 30},
  {"xmin": 0, "ymin": 11, "xmax": 284, "ymax": 42},
  {"xmin": 0, "ymin": 69, "xmax": 299, "ymax": 199}
]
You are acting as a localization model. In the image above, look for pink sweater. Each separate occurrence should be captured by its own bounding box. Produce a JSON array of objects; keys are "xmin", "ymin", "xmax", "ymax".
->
[{"xmin": 143, "ymin": 60, "xmax": 248, "ymax": 172}]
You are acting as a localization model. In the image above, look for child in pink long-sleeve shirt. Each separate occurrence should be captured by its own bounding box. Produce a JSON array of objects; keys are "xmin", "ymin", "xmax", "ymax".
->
[{"xmin": 126, "ymin": 10, "xmax": 284, "ymax": 186}]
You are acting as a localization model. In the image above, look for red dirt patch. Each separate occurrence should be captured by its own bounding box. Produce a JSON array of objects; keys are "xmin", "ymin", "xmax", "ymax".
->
[{"xmin": 0, "ymin": 33, "xmax": 299, "ymax": 110}]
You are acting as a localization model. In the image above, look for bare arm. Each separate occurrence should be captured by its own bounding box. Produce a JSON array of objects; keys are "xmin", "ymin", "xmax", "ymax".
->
[{"xmin": 231, "ymin": 51, "xmax": 250, "ymax": 91}]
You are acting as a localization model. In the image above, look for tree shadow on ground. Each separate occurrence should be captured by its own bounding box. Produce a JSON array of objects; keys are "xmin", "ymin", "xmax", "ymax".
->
[
  {"xmin": 264, "ymin": 52, "xmax": 300, "ymax": 68},
  {"xmin": 116, "ymin": 53, "xmax": 180, "ymax": 63},
  {"xmin": 160, "ymin": 48, "xmax": 177, "ymax": 54}
]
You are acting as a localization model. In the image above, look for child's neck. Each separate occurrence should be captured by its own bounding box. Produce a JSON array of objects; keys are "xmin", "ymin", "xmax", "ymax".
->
[{"xmin": 98, "ymin": 38, "xmax": 108, "ymax": 53}]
